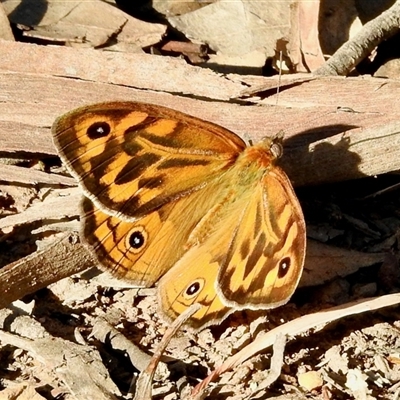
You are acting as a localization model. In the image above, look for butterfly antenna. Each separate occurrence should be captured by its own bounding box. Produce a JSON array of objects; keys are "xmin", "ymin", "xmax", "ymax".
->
[{"xmin": 275, "ymin": 50, "xmax": 283, "ymax": 107}]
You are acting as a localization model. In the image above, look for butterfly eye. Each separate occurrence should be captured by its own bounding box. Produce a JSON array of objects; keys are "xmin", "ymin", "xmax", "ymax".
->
[
  {"xmin": 278, "ymin": 257, "xmax": 291, "ymax": 278},
  {"xmin": 87, "ymin": 121, "xmax": 111, "ymax": 139},
  {"xmin": 126, "ymin": 226, "xmax": 148, "ymax": 254},
  {"xmin": 183, "ymin": 279, "xmax": 205, "ymax": 299}
]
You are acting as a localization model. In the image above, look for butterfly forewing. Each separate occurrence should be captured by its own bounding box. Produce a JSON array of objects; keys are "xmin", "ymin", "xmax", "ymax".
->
[
  {"xmin": 217, "ymin": 167, "xmax": 306, "ymax": 309},
  {"xmin": 52, "ymin": 101, "xmax": 246, "ymax": 220}
]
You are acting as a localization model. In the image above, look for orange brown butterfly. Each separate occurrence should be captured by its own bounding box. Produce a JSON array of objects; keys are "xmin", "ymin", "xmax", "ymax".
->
[{"xmin": 52, "ymin": 101, "xmax": 306, "ymax": 331}]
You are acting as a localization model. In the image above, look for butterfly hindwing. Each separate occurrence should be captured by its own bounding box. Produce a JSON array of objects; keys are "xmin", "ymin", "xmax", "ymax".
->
[{"xmin": 82, "ymin": 175, "xmax": 235, "ymax": 288}]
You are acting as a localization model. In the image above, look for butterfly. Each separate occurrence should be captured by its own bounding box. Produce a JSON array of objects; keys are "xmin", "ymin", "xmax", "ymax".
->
[{"xmin": 52, "ymin": 101, "xmax": 306, "ymax": 331}]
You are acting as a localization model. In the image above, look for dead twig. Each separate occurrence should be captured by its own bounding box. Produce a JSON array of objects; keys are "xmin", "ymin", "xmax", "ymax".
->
[
  {"xmin": 91, "ymin": 317, "xmax": 155, "ymax": 373},
  {"xmin": 192, "ymin": 293, "xmax": 400, "ymax": 396},
  {"xmin": 134, "ymin": 304, "xmax": 201, "ymax": 400},
  {"xmin": 255, "ymin": 334, "xmax": 287, "ymax": 392},
  {"xmin": 0, "ymin": 232, "xmax": 95, "ymax": 309},
  {"xmin": 315, "ymin": 0, "xmax": 400, "ymax": 76}
]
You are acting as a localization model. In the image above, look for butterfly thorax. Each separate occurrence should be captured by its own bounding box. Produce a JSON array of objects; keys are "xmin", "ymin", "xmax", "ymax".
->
[{"xmin": 234, "ymin": 138, "xmax": 281, "ymax": 175}]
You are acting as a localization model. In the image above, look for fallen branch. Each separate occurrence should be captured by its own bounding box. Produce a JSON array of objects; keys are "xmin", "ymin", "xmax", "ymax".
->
[
  {"xmin": 315, "ymin": 1, "xmax": 400, "ymax": 76},
  {"xmin": 0, "ymin": 232, "xmax": 95, "ymax": 309}
]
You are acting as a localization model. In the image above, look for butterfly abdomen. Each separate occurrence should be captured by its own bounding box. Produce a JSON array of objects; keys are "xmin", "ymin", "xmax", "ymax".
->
[{"xmin": 185, "ymin": 187, "xmax": 238, "ymax": 249}]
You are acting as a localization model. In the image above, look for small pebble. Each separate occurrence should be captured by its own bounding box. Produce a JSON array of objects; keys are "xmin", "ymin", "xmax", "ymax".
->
[{"xmin": 298, "ymin": 370, "xmax": 323, "ymax": 391}]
